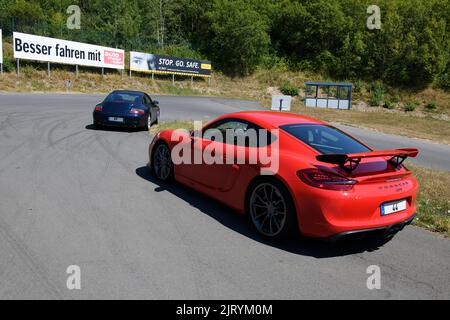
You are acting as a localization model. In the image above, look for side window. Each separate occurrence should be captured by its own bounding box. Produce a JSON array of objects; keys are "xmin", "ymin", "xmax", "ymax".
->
[
  {"xmin": 203, "ymin": 120, "xmax": 249, "ymax": 145},
  {"xmin": 143, "ymin": 95, "xmax": 152, "ymax": 105},
  {"xmin": 203, "ymin": 119, "xmax": 276, "ymax": 147}
]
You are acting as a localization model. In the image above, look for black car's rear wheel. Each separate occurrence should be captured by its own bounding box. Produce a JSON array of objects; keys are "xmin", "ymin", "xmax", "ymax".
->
[
  {"xmin": 247, "ymin": 178, "xmax": 297, "ymax": 240},
  {"xmin": 152, "ymin": 142, "xmax": 174, "ymax": 181},
  {"xmin": 147, "ymin": 113, "xmax": 152, "ymax": 129}
]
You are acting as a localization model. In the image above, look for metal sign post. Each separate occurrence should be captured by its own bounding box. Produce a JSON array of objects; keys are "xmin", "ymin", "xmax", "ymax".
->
[
  {"xmin": 75, "ymin": 65, "xmax": 79, "ymax": 78},
  {"xmin": 16, "ymin": 59, "xmax": 20, "ymax": 77},
  {"xmin": 48, "ymin": 62, "xmax": 51, "ymax": 78},
  {"xmin": 271, "ymin": 95, "xmax": 292, "ymax": 112}
]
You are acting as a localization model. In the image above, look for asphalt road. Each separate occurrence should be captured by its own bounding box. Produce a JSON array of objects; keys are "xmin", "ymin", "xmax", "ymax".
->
[{"xmin": 0, "ymin": 93, "xmax": 448, "ymax": 299}]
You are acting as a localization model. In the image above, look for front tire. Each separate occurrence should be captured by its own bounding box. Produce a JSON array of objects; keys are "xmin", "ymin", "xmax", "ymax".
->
[
  {"xmin": 152, "ymin": 142, "xmax": 174, "ymax": 182},
  {"xmin": 246, "ymin": 178, "xmax": 297, "ymax": 240}
]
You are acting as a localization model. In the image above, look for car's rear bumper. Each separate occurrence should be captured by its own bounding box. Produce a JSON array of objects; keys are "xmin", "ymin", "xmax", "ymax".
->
[
  {"xmin": 93, "ymin": 113, "xmax": 146, "ymax": 128},
  {"xmin": 325, "ymin": 213, "xmax": 416, "ymax": 242},
  {"xmin": 288, "ymin": 173, "xmax": 418, "ymax": 238}
]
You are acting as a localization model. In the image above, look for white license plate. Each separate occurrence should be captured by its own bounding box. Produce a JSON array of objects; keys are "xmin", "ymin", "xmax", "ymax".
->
[
  {"xmin": 381, "ymin": 199, "xmax": 407, "ymax": 216},
  {"xmin": 108, "ymin": 117, "xmax": 124, "ymax": 123}
]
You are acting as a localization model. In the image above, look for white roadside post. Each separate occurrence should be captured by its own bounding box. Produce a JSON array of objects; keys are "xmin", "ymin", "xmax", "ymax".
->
[
  {"xmin": 271, "ymin": 95, "xmax": 292, "ymax": 112},
  {"xmin": 0, "ymin": 29, "xmax": 3, "ymax": 75}
]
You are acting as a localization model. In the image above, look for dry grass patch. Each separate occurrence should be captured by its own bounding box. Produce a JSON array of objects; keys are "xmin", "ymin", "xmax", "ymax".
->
[
  {"xmin": 149, "ymin": 120, "xmax": 195, "ymax": 135},
  {"xmin": 409, "ymin": 164, "xmax": 450, "ymax": 237}
]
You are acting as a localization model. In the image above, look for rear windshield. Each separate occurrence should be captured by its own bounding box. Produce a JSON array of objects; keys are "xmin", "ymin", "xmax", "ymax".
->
[
  {"xmin": 280, "ymin": 124, "xmax": 371, "ymax": 154},
  {"xmin": 105, "ymin": 92, "xmax": 142, "ymax": 104}
]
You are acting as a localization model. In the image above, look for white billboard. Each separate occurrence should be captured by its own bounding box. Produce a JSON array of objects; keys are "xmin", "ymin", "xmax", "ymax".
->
[
  {"xmin": 0, "ymin": 29, "xmax": 3, "ymax": 64},
  {"xmin": 130, "ymin": 51, "xmax": 212, "ymax": 77},
  {"xmin": 13, "ymin": 32, "xmax": 124, "ymax": 69}
]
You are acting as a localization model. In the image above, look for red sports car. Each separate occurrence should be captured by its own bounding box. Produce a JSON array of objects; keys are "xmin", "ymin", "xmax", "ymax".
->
[{"xmin": 148, "ymin": 111, "xmax": 419, "ymax": 241}]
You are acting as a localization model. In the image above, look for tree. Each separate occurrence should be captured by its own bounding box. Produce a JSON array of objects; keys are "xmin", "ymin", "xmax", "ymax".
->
[{"xmin": 195, "ymin": 0, "xmax": 270, "ymax": 76}]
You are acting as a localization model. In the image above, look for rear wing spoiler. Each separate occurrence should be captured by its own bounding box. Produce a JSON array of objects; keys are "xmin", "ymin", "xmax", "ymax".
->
[{"xmin": 316, "ymin": 148, "xmax": 419, "ymax": 173}]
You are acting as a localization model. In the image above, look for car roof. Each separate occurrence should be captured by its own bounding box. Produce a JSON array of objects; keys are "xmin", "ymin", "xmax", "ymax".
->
[{"xmin": 219, "ymin": 111, "xmax": 326, "ymax": 128}]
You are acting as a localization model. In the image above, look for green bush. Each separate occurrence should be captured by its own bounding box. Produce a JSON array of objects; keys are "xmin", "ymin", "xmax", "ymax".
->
[
  {"xmin": 280, "ymin": 84, "xmax": 299, "ymax": 96},
  {"xmin": 353, "ymin": 80, "xmax": 365, "ymax": 94},
  {"xmin": 404, "ymin": 102, "xmax": 417, "ymax": 112},
  {"xmin": 2, "ymin": 56, "xmax": 15, "ymax": 73},
  {"xmin": 390, "ymin": 90, "xmax": 401, "ymax": 103},
  {"xmin": 425, "ymin": 102, "xmax": 437, "ymax": 111},
  {"xmin": 438, "ymin": 65, "xmax": 450, "ymax": 90},
  {"xmin": 369, "ymin": 82, "xmax": 385, "ymax": 106},
  {"xmin": 383, "ymin": 101, "xmax": 396, "ymax": 110}
]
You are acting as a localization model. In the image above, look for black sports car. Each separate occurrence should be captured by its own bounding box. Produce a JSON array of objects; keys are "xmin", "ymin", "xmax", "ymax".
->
[{"xmin": 93, "ymin": 90, "xmax": 160, "ymax": 129}]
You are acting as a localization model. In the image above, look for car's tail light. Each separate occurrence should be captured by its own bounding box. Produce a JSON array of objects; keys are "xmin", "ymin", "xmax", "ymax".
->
[
  {"xmin": 94, "ymin": 105, "xmax": 102, "ymax": 112},
  {"xmin": 130, "ymin": 108, "xmax": 145, "ymax": 115},
  {"xmin": 297, "ymin": 169, "xmax": 358, "ymax": 191}
]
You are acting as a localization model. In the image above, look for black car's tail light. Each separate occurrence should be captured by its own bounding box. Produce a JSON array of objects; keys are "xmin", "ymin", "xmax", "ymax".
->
[{"xmin": 130, "ymin": 108, "xmax": 145, "ymax": 115}]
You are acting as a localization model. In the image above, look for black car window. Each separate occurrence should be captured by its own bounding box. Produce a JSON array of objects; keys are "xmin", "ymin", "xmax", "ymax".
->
[
  {"xmin": 143, "ymin": 94, "xmax": 152, "ymax": 105},
  {"xmin": 203, "ymin": 119, "xmax": 276, "ymax": 147},
  {"xmin": 105, "ymin": 92, "xmax": 142, "ymax": 103},
  {"xmin": 280, "ymin": 124, "xmax": 370, "ymax": 154}
]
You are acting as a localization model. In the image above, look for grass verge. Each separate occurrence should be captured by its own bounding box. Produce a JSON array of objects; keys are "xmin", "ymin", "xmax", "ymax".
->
[
  {"xmin": 409, "ymin": 163, "xmax": 450, "ymax": 237},
  {"xmin": 149, "ymin": 120, "xmax": 195, "ymax": 135}
]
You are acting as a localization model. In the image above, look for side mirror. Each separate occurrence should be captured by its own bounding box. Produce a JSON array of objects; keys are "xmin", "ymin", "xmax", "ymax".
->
[{"xmin": 153, "ymin": 100, "xmax": 159, "ymax": 106}]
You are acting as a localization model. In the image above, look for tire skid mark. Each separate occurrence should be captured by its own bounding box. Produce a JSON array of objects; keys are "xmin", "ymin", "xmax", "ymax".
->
[
  {"xmin": 45, "ymin": 111, "xmax": 88, "ymax": 148},
  {"xmin": 93, "ymin": 131, "xmax": 139, "ymax": 173},
  {"xmin": 353, "ymin": 253, "xmax": 442, "ymax": 299},
  {"xmin": 157, "ymin": 193, "xmax": 211, "ymax": 299},
  {"xmin": 75, "ymin": 135, "xmax": 165, "ymax": 296},
  {"xmin": 0, "ymin": 115, "xmax": 64, "ymax": 175},
  {"xmin": 0, "ymin": 215, "xmax": 66, "ymax": 299}
]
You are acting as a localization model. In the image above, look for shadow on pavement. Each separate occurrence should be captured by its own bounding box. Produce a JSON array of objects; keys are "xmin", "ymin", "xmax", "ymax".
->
[
  {"xmin": 85, "ymin": 124, "xmax": 146, "ymax": 133},
  {"xmin": 136, "ymin": 166, "xmax": 392, "ymax": 258}
]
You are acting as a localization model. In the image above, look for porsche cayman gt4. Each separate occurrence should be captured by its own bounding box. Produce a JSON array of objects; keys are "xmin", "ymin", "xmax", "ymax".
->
[{"xmin": 147, "ymin": 111, "xmax": 419, "ymax": 241}]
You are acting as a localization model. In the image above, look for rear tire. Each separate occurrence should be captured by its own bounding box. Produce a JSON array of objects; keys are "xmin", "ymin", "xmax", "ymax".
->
[
  {"xmin": 152, "ymin": 142, "xmax": 174, "ymax": 182},
  {"xmin": 146, "ymin": 113, "xmax": 152, "ymax": 130},
  {"xmin": 246, "ymin": 178, "xmax": 298, "ymax": 241}
]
